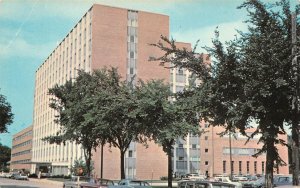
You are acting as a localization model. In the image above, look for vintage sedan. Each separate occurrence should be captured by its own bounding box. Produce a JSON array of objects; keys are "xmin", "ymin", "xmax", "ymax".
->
[
  {"xmin": 63, "ymin": 176, "xmax": 91, "ymax": 188},
  {"xmin": 80, "ymin": 178, "xmax": 114, "ymax": 188},
  {"xmin": 114, "ymin": 179, "xmax": 151, "ymax": 188},
  {"xmin": 14, "ymin": 173, "xmax": 29, "ymax": 180}
]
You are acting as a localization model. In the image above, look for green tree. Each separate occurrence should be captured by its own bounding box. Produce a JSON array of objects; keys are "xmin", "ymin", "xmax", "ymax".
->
[
  {"xmin": 0, "ymin": 143, "xmax": 11, "ymax": 172},
  {"xmin": 43, "ymin": 69, "xmax": 111, "ymax": 177},
  {"xmin": 151, "ymin": 1, "xmax": 297, "ymax": 186},
  {"xmin": 136, "ymin": 80, "xmax": 201, "ymax": 188},
  {"xmin": 94, "ymin": 69, "xmax": 146, "ymax": 179},
  {"xmin": 0, "ymin": 93, "xmax": 13, "ymax": 133}
]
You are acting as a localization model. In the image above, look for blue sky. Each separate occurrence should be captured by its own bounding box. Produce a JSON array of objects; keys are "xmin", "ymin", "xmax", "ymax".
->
[{"xmin": 0, "ymin": 0, "xmax": 297, "ymax": 147}]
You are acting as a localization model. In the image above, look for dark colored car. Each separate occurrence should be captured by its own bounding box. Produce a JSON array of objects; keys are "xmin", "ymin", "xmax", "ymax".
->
[{"xmin": 80, "ymin": 178, "xmax": 114, "ymax": 188}]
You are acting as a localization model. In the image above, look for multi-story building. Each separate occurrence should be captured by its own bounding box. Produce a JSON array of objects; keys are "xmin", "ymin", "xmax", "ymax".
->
[
  {"xmin": 10, "ymin": 125, "xmax": 33, "ymax": 173},
  {"xmin": 32, "ymin": 4, "xmax": 169, "ymax": 178},
  {"xmin": 200, "ymin": 125, "xmax": 289, "ymax": 176},
  {"xmin": 31, "ymin": 3, "xmax": 289, "ymax": 179}
]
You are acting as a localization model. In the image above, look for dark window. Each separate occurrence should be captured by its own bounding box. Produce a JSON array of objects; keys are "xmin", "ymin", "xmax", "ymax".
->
[
  {"xmin": 239, "ymin": 161, "xmax": 242, "ymax": 174},
  {"xmin": 204, "ymin": 136, "xmax": 208, "ymax": 140},
  {"xmin": 178, "ymin": 144, "xmax": 183, "ymax": 148},
  {"xmin": 247, "ymin": 161, "xmax": 250, "ymax": 174},
  {"xmin": 130, "ymin": 51, "xmax": 134, "ymax": 58},
  {"xmin": 231, "ymin": 161, "xmax": 234, "ymax": 174},
  {"xmin": 179, "ymin": 157, "xmax": 184, "ymax": 161},
  {"xmin": 254, "ymin": 161, "xmax": 257, "ymax": 174},
  {"xmin": 205, "ymin": 148, "xmax": 208, "ymax": 153},
  {"xmin": 262, "ymin": 161, "xmax": 265, "ymax": 174},
  {"xmin": 205, "ymin": 161, "xmax": 209, "ymax": 165},
  {"xmin": 128, "ymin": 150, "xmax": 133, "ymax": 157},
  {"xmin": 223, "ymin": 161, "xmax": 226, "ymax": 174},
  {"xmin": 192, "ymin": 144, "xmax": 197, "ymax": 149},
  {"xmin": 130, "ymin": 35, "xmax": 134, "ymax": 42}
]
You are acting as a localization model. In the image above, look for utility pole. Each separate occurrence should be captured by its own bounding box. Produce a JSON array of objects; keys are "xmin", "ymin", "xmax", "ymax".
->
[{"xmin": 291, "ymin": 12, "xmax": 300, "ymax": 186}]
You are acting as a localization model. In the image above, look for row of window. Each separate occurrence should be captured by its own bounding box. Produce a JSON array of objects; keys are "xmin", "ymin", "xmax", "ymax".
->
[
  {"xmin": 177, "ymin": 144, "xmax": 199, "ymax": 149},
  {"xmin": 12, "ymin": 140, "xmax": 32, "ymax": 149},
  {"xmin": 11, "ymin": 159, "xmax": 31, "ymax": 164},
  {"xmin": 12, "ymin": 149, "xmax": 31, "ymax": 157},
  {"xmin": 222, "ymin": 160, "xmax": 265, "ymax": 174},
  {"xmin": 13, "ymin": 130, "xmax": 32, "ymax": 142},
  {"xmin": 223, "ymin": 147, "xmax": 263, "ymax": 156}
]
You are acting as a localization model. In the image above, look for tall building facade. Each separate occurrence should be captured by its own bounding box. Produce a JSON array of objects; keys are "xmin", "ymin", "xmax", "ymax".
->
[
  {"xmin": 10, "ymin": 125, "xmax": 33, "ymax": 173},
  {"xmin": 32, "ymin": 4, "xmax": 169, "ymax": 177}
]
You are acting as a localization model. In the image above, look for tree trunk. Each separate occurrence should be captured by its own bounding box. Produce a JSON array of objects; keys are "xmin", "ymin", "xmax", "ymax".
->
[
  {"xmin": 292, "ymin": 124, "xmax": 299, "ymax": 185},
  {"xmin": 86, "ymin": 150, "xmax": 92, "ymax": 177},
  {"xmin": 265, "ymin": 149, "xmax": 274, "ymax": 188},
  {"xmin": 167, "ymin": 149, "xmax": 173, "ymax": 188},
  {"xmin": 120, "ymin": 150, "xmax": 126, "ymax": 179},
  {"xmin": 101, "ymin": 143, "xmax": 104, "ymax": 179}
]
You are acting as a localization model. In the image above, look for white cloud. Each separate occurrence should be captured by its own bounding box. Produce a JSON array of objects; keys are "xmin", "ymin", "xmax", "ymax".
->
[
  {"xmin": 0, "ymin": 37, "xmax": 56, "ymax": 61},
  {"xmin": 171, "ymin": 20, "xmax": 248, "ymax": 52}
]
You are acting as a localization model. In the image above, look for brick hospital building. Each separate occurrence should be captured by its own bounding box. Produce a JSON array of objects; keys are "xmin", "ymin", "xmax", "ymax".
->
[{"xmin": 30, "ymin": 4, "xmax": 289, "ymax": 180}]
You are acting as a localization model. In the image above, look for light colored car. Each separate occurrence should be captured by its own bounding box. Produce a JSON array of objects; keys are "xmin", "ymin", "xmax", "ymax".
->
[
  {"xmin": 14, "ymin": 173, "xmax": 29, "ymax": 180},
  {"xmin": 187, "ymin": 173, "xmax": 206, "ymax": 180},
  {"xmin": 113, "ymin": 179, "xmax": 151, "ymax": 188},
  {"xmin": 63, "ymin": 176, "xmax": 91, "ymax": 188},
  {"xmin": 80, "ymin": 178, "xmax": 114, "ymax": 188},
  {"xmin": 178, "ymin": 180, "xmax": 236, "ymax": 188},
  {"xmin": 233, "ymin": 175, "xmax": 248, "ymax": 182},
  {"xmin": 214, "ymin": 177, "xmax": 242, "ymax": 188}
]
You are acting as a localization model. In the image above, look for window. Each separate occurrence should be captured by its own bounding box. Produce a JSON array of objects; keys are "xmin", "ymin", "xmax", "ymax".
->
[
  {"xmin": 205, "ymin": 161, "xmax": 209, "ymax": 165},
  {"xmin": 178, "ymin": 144, "xmax": 183, "ymax": 148},
  {"xmin": 192, "ymin": 144, "xmax": 197, "ymax": 149},
  {"xmin": 247, "ymin": 161, "xmax": 250, "ymax": 174},
  {"xmin": 223, "ymin": 161, "xmax": 226, "ymax": 173},
  {"xmin": 231, "ymin": 161, "xmax": 234, "ymax": 174},
  {"xmin": 130, "ymin": 35, "xmax": 134, "ymax": 42},
  {"xmin": 204, "ymin": 136, "xmax": 208, "ymax": 140},
  {"xmin": 262, "ymin": 161, "xmax": 265, "ymax": 174},
  {"xmin": 130, "ymin": 51, "xmax": 134, "ymax": 58},
  {"xmin": 205, "ymin": 148, "xmax": 208, "ymax": 153},
  {"xmin": 204, "ymin": 123, "xmax": 209, "ymax": 128},
  {"xmin": 128, "ymin": 150, "xmax": 133, "ymax": 157},
  {"xmin": 239, "ymin": 161, "xmax": 242, "ymax": 174},
  {"xmin": 254, "ymin": 161, "xmax": 257, "ymax": 174},
  {"xmin": 179, "ymin": 157, "xmax": 184, "ymax": 161},
  {"xmin": 178, "ymin": 68, "xmax": 183, "ymax": 75}
]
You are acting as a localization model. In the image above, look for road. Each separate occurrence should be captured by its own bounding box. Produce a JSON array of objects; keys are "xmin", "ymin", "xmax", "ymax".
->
[{"xmin": 0, "ymin": 177, "xmax": 63, "ymax": 188}]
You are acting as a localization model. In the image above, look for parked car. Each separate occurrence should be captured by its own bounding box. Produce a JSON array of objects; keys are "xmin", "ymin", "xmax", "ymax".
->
[
  {"xmin": 214, "ymin": 176, "xmax": 242, "ymax": 188},
  {"xmin": 113, "ymin": 179, "xmax": 151, "ymax": 188},
  {"xmin": 242, "ymin": 175, "xmax": 292, "ymax": 188},
  {"xmin": 178, "ymin": 180, "xmax": 237, "ymax": 188},
  {"xmin": 63, "ymin": 176, "xmax": 91, "ymax": 188},
  {"xmin": 184, "ymin": 173, "xmax": 206, "ymax": 180},
  {"xmin": 242, "ymin": 177, "xmax": 265, "ymax": 188},
  {"xmin": 15, "ymin": 173, "xmax": 29, "ymax": 180},
  {"xmin": 80, "ymin": 178, "xmax": 114, "ymax": 188},
  {"xmin": 273, "ymin": 175, "xmax": 292, "ymax": 187},
  {"xmin": 4, "ymin": 173, "xmax": 12, "ymax": 178},
  {"xmin": 10, "ymin": 173, "xmax": 20, "ymax": 179},
  {"xmin": 233, "ymin": 175, "xmax": 248, "ymax": 182}
]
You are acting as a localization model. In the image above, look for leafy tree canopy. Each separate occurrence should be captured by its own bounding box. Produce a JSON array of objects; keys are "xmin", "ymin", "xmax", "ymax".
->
[{"xmin": 0, "ymin": 93, "xmax": 13, "ymax": 133}]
